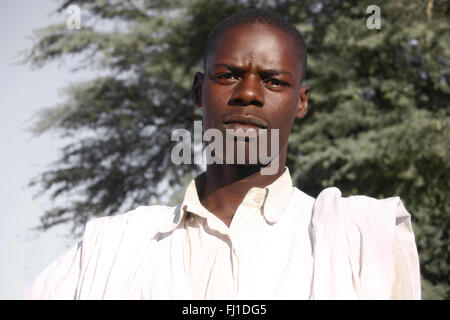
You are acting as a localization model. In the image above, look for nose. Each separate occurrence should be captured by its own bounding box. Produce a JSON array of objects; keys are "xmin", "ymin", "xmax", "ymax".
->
[{"xmin": 228, "ymin": 74, "xmax": 264, "ymax": 107}]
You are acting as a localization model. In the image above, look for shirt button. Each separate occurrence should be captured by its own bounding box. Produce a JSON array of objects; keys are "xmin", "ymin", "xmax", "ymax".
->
[{"xmin": 253, "ymin": 193, "xmax": 264, "ymax": 204}]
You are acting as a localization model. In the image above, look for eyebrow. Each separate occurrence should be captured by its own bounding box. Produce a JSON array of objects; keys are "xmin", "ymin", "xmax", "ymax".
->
[{"xmin": 213, "ymin": 63, "xmax": 294, "ymax": 78}]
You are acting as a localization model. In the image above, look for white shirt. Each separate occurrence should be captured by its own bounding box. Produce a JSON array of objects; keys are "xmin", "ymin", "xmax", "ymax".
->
[
  {"xmin": 24, "ymin": 168, "xmax": 421, "ymax": 299},
  {"xmin": 181, "ymin": 168, "xmax": 311, "ymax": 299}
]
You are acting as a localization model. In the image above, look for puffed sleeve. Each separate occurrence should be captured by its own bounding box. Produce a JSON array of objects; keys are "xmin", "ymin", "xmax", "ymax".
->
[
  {"xmin": 24, "ymin": 241, "xmax": 82, "ymax": 300},
  {"xmin": 389, "ymin": 200, "xmax": 422, "ymax": 299},
  {"xmin": 310, "ymin": 187, "xmax": 421, "ymax": 300}
]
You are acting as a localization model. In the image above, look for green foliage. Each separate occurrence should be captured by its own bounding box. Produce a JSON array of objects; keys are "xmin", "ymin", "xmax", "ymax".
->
[{"xmin": 25, "ymin": 0, "xmax": 449, "ymax": 299}]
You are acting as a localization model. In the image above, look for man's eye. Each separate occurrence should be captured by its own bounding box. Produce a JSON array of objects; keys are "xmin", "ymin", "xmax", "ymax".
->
[
  {"xmin": 265, "ymin": 79, "xmax": 287, "ymax": 87},
  {"xmin": 217, "ymin": 73, "xmax": 239, "ymax": 80}
]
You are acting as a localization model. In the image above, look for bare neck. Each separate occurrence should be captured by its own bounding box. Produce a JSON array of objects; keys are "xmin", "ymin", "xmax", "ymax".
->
[{"xmin": 199, "ymin": 162, "xmax": 286, "ymax": 227}]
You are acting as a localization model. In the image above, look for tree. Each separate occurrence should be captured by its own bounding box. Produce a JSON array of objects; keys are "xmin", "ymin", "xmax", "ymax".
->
[{"xmin": 25, "ymin": 0, "xmax": 449, "ymax": 299}]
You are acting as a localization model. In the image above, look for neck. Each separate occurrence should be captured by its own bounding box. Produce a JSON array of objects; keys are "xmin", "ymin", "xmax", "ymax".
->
[{"xmin": 199, "ymin": 157, "xmax": 286, "ymax": 226}]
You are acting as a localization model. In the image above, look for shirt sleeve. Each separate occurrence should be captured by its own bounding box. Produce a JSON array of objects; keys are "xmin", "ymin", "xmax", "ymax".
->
[
  {"xmin": 345, "ymin": 192, "xmax": 421, "ymax": 299},
  {"xmin": 389, "ymin": 200, "xmax": 422, "ymax": 299},
  {"xmin": 310, "ymin": 187, "xmax": 421, "ymax": 300},
  {"xmin": 24, "ymin": 241, "xmax": 83, "ymax": 300}
]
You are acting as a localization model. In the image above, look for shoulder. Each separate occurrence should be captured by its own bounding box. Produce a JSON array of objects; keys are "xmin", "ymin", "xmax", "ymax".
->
[
  {"xmin": 311, "ymin": 186, "xmax": 412, "ymax": 228},
  {"xmin": 309, "ymin": 187, "xmax": 420, "ymax": 299},
  {"xmin": 82, "ymin": 204, "xmax": 179, "ymax": 251},
  {"xmin": 75, "ymin": 204, "xmax": 180, "ymax": 293},
  {"xmin": 85, "ymin": 204, "xmax": 178, "ymax": 233},
  {"xmin": 292, "ymin": 187, "xmax": 316, "ymax": 208}
]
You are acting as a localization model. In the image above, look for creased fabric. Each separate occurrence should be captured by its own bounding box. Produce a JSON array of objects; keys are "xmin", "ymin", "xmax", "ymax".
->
[
  {"xmin": 24, "ymin": 182, "xmax": 420, "ymax": 300},
  {"xmin": 309, "ymin": 187, "xmax": 421, "ymax": 299}
]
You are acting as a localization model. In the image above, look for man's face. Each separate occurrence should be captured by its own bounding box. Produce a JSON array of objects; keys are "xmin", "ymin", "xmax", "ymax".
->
[{"xmin": 192, "ymin": 22, "xmax": 308, "ymax": 165}]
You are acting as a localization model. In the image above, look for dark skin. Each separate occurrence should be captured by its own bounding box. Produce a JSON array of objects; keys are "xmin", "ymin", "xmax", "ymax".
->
[{"xmin": 191, "ymin": 22, "xmax": 309, "ymax": 227}]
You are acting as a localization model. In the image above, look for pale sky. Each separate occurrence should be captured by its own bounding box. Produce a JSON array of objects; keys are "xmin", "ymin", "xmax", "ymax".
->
[{"xmin": 0, "ymin": 0, "xmax": 95, "ymax": 299}]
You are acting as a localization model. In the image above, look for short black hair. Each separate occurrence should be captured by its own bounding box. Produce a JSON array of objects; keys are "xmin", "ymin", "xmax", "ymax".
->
[{"xmin": 203, "ymin": 8, "xmax": 307, "ymax": 82}]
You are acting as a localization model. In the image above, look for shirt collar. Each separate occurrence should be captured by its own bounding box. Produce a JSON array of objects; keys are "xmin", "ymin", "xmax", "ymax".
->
[
  {"xmin": 159, "ymin": 167, "xmax": 293, "ymax": 233},
  {"xmin": 260, "ymin": 167, "xmax": 294, "ymax": 223}
]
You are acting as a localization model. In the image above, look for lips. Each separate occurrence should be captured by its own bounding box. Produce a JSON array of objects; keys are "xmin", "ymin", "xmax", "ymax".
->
[{"xmin": 222, "ymin": 114, "xmax": 269, "ymax": 129}]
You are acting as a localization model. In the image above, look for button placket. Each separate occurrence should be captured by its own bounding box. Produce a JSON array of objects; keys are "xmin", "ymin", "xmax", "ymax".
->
[{"xmin": 226, "ymin": 234, "xmax": 239, "ymax": 296}]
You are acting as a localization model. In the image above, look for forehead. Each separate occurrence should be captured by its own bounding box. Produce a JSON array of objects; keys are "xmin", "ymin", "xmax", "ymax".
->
[{"xmin": 207, "ymin": 22, "xmax": 302, "ymax": 78}]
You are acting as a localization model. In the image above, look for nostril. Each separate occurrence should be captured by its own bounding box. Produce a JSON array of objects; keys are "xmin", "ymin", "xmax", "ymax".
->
[
  {"xmin": 228, "ymin": 98, "xmax": 263, "ymax": 107},
  {"xmin": 250, "ymin": 99, "xmax": 263, "ymax": 107},
  {"xmin": 228, "ymin": 98, "xmax": 243, "ymax": 106}
]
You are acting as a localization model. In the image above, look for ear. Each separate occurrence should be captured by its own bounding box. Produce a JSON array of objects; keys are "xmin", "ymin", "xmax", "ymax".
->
[
  {"xmin": 296, "ymin": 86, "xmax": 309, "ymax": 120},
  {"xmin": 191, "ymin": 72, "xmax": 204, "ymax": 108}
]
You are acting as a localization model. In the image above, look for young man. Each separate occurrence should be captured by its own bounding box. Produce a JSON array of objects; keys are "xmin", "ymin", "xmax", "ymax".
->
[{"xmin": 25, "ymin": 8, "xmax": 420, "ymax": 300}]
